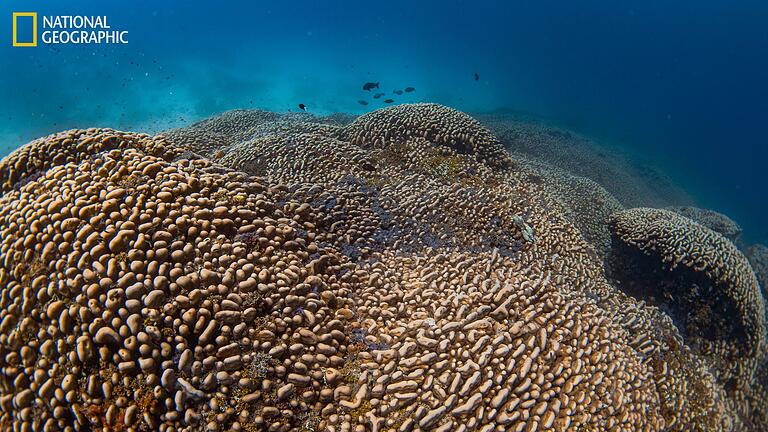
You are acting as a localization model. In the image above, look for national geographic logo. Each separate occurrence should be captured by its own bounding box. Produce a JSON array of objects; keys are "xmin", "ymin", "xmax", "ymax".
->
[
  {"xmin": 12, "ymin": 12, "xmax": 129, "ymax": 47},
  {"xmin": 12, "ymin": 12, "xmax": 37, "ymax": 47}
]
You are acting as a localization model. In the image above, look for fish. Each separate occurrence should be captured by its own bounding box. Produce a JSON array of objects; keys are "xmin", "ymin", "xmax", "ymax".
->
[
  {"xmin": 404, "ymin": 87, "xmax": 415, "ymax": 92},
  {"xmin": 383, "ymin": 99, "xmax": 394, "ymax": 103},
  {"xmin": 373, "ymin": 92, "xmax": 385, "ymax": 99},
  {"xmin": 362, "ymin": 82, "xmax": 379, "ymax": 91},
  {"xmin": 474, "ymin": 72, "xmax": 479, "ymax": 81},
  {"xmin": 298, "ymin": 103, "xmax": 307, "ymax": 111},
  {"xmin": 393, "ymin": 90, "xmax": 403, "ymax": 95},
  {"xmin": 357, "ymin": 100, "xmax": 369, "ymax": 105}
]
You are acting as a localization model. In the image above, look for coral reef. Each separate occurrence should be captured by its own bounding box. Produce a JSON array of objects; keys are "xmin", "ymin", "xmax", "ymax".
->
[
  {"xmin": 0, "ymin": 105, "xmax": 765, "ymax": 431},
  {"xmin": 607, "ymin": 207, "xmax": 768, "ymax": 430},
  {"xmin": 477, "ymin": 113, "xmax": 693, "ymax": 208},
  {"xmin": 607, "ymin": 208, "xmax": 763, "ymax": 355},
  {"xmin": 340, "ymin": 103, "xmax": 513, "ymax": 169},
  {"xmin": 515, "ymin": 159, "xmax": 623, "ymax": 254},
  {"xmin": 163, "ymin": 109, "xmax": 341, "ymax": 159},
  {"xmin": 747, "ymin": 244, "xmax": 768, "ymax": 300},
  {"xmin": 666, "ymin": 206, "xmax": 743, "ymax": 242}
]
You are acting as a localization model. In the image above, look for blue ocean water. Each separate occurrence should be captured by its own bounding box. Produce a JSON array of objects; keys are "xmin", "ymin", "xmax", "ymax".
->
[{"xmin": 1, "ymin": 0, "xmax": 766, "ymax": 243}]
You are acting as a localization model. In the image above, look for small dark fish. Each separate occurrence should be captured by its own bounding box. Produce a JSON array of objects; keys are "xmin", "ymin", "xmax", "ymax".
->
[
  {"xmin": 383, "ymin": 99, "xmax": 394, "ymax": 103},
  {"xmin": 404, "ymin": 87, "xmax": 415, "ymax": 92},
  {"xmin": 362, "ymin": 82, "xmax": 379, "ymax": 91},
  {"xmin": 357, "ymin": 100, "xmax": 369, "ymax": 105},
  {"xmin": 393, "ymin": 90, "xmax": 403, "ymax": 95},
  {"xmin": 298, "ymin": 103, "xmax": 306, "ymax": 111},
  {"xmin": 474, "ymin": 72, "xmax": 479, "ymax": 81},
  {"xmin": 373, "ymin": 92, "xmax": 385, "ymax": 99}
]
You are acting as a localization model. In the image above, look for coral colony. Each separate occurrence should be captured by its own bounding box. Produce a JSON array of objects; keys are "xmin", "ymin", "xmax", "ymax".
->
[{"xmin": 0, "ymin": 104, "xmax": 765, "ymax": 431}]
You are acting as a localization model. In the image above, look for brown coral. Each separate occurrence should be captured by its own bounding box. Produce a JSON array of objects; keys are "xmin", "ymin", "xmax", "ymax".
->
[
  {"xmin": 516, "ymin": 158, "xmax": 623, "ymax": 254},
  {"xmin": 339, "ymin": 103, "xmax": 513, "ymax": 169},
  {"xmin": 607, "ymin": 208, "xmax": 764, "ymax": 355},
  {"xmin": 607, "ymin": 207, "xmax": 768, "ymax": 430},
  {"xmin": 666, "ymin": 206, "xmax": 743, "ymax": 242},
  {"xmin": 162, "ymin": 109, "xmax": 341, "ymax": 158},
  {"xmin": 477, "ymin": 113, "xmax": 693, "ymax": 208},
  {"xmin": 747, "ymin": 244, "xmax": 768, "ymax": 301},
  {"xmin": 0, "ymin": 105, "xmax": 765, "ymax": 432}
]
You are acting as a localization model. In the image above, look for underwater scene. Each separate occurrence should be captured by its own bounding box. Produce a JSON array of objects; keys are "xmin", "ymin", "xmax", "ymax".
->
[{"xmin": 1, "ymin": 0, "xmax": 767, "ymax": 431}]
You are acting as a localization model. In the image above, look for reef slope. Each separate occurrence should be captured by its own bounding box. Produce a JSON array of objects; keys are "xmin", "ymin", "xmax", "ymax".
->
[{"xmin": 0, "ymin": 104, "xmax": 765, "ymax": 431}]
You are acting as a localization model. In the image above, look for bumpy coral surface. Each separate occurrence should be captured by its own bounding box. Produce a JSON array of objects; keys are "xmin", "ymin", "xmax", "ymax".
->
[
  {"xmin": 666, "ymin": 206, "xmax": 743, "ymax": 242},
  {"xmin": 0, "ymin": 105, "xmax": 765, "ymax": 432},
  {"xmin": 608, "ymin": 208, "xmax": 763, "ymax": 355},
  {"xmin": 747, "ymin": 244, "xmax": 768, "ymax": 300},
  {"xmin": 608, "ymin": 208, "xmax": 768, "ymax": 430},
  {"xmin": 339, "ymin": 104, "xmax": 512, "ymax": 169},
  {"xmin": 477, "ymin": 114, "xmax": 694, "ymax": 209}
]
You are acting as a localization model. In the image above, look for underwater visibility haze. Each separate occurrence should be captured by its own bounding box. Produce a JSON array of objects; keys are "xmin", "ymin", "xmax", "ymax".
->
[{"xmin": 0, "ymin": 1, "xmax": 767, "ymax": 431}]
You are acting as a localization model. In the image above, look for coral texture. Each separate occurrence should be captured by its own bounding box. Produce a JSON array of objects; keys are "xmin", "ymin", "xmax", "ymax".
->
[
  {"xmin": 477, "ymin": 114, "xmax": 693, "ymax": 208},
  {"xmin": 747, "ymin": 244, "xmax": 768, "ymax": 300},
  {"xmin": 666, "ymin": 206, "xmax": 743, "ymax": 241},
  {"xmin": 608, "ymin": 207, "xmax": 768, "ymax": 431},
  {"xmin": 608, "ymin": 208, "xmax": 763, "ymax": 355},
  {"xmin": 339, "ymin": 103, "xmax": 513, "ymax": 169},
  {"xmin": 0, "ymin": 105, "xmax": 764, "ymax": 432}
]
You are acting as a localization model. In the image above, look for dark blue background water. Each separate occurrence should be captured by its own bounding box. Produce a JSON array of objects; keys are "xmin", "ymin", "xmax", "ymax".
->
[{"xmin": 1, "ymin": 1, "xmax": 767, "ymax": 243}]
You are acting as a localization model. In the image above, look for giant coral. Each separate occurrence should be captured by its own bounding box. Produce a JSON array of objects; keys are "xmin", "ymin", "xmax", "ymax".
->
[
  {"xmin": 607, "ymin": 207, "xmax": 764, "ymax": 356},
  {"xmin": 666, "ymin": 206, "xmax": 743, "ymax": 242},
  {"xmin": 747, "ymin": 244, "xmax": 768, "ymax": 301},
  {"xmin": 607, "ymin": 207, "xmax": 768, "ymax": 430},
  {"xmin": 0, "ymin": 106, "xmax": 765, "ymax": 432}
]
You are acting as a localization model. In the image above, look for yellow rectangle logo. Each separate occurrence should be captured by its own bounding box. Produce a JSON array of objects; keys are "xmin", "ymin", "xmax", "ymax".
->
[{"xmin": 12, "ymin": 12, "xmax": 37, "ymax": 47}]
